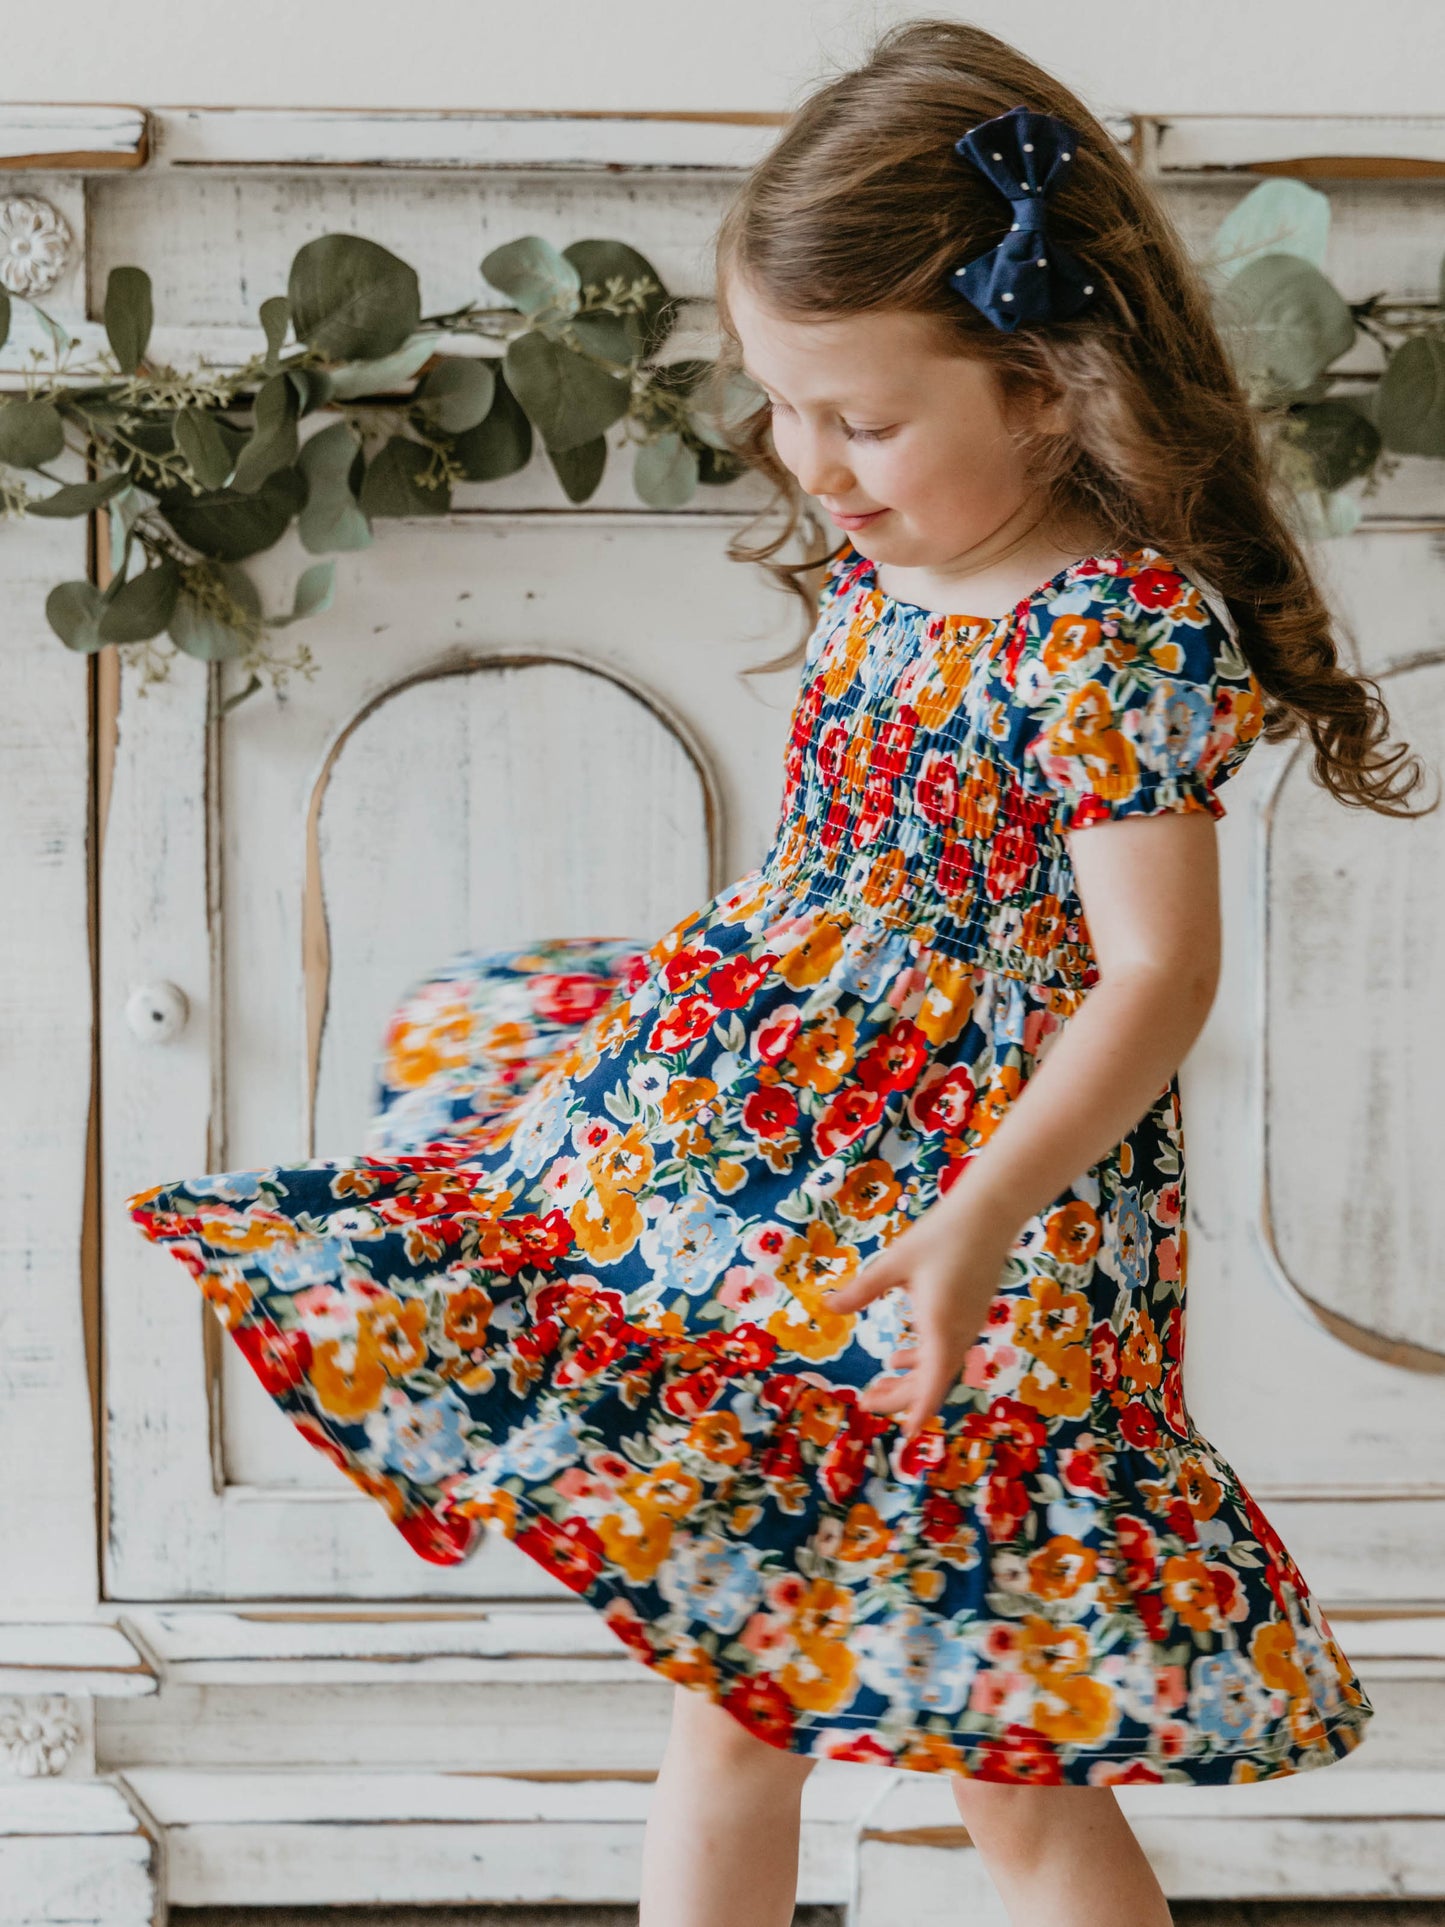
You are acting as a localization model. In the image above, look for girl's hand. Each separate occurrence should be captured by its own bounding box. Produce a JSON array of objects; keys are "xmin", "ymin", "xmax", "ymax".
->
[{"xmin": 821, "ymin": 1205, "xmax": 1016, "ymax": 1440}]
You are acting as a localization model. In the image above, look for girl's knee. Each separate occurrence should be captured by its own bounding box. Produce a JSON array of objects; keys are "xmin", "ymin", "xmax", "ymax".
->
[{"xmin": 949, "ymin": 1775, "xmax": 1120, "ymax": 1851}]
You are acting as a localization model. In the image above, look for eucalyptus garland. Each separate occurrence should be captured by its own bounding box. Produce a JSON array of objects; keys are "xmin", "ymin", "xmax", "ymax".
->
[
  {"xmin": 0, "ymin": 232, "xmax": 752, "ymax": 709},
  {"xmin": 0, "ymin": 177, "xmax": 1441, "ymax": 711}
]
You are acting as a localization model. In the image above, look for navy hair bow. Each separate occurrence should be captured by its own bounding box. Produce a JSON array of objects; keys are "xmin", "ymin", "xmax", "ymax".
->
[{"xmin": 947, "ymin": 104, "xmax": 1098, "ymax": 334}]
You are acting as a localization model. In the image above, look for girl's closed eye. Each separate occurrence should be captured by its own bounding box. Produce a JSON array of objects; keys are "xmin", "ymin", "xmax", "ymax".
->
[{"xmin": 762, "ymin": 397, "xmax": 896, "ymax": 442}]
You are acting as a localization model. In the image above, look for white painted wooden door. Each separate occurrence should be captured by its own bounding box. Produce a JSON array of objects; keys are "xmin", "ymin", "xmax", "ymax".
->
[
  {"xmin": 103, "ymin": 509, "xmax": 800, "ymax": 1597},
  {"xmin": 92, "ymin": 126, "xmax": 1445, "ymax": 1609}
]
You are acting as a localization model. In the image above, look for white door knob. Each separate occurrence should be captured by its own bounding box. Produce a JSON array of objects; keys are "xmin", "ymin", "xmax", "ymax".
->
[{"xmin": 125, "ymin": 982, "xmax": 190, "ymax": 1043}]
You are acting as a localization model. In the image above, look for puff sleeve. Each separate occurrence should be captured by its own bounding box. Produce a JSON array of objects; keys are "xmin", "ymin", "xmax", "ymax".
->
[{"xmin": 1020, "ymin": 559, "xmax": 1266, "ymax": 833}]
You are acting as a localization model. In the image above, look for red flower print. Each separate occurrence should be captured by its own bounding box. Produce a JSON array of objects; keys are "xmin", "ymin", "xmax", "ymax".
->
[
  {"xmin": 1128, "ymin": 565, "xmax": 1184, "ymax": 611},
  {"xmin": 1119, "ymin": 1402, "xmax": 1160, "ymax": 1449},
  {"xmin": 742, "ymin": 1086, "xmax": 800, "ymax": 1138},
  {"xmin": 234, "ymin": 1316, "xmax": 312, "ymax": 1396},
  {"xmin": 870, "ymin": 709, "xmax": 918, "ymax": 781},
  {"xmin": 815, "ymin": 1083, "xmax": 887, "ymax": 1156},
  {"xmin": 972, "ymin": 1723, "xmax": 1065, "ymax": 1785},
  {"xmin": 755, "ymin": 1007, "xmax": 804, "ymax": 1067},
  {"xmin": 915, "ymin": 747, "xmax": 960, "ymax": 826},
  {"xmin": 1114, "ymin": 1514, "xmax": 1158, "ymax": 1589},
  {"xmin": 856, "ymin": 1019, "xmax": 930, "ymax": 1094},
  {"xmin": 531, "ymin": 973, "xmax": 618, "ymax": 1025},
  {"xmin": 648, "ymin": 991, "xmax": 719, "ymax": 1053},
  {"xmin": 819, "ymin": 796, "xmax": 853, "ymax": 853},
  {"xmin": 985, "ymin": 819, "xmax": 1036, "ymax": 901},
  {"xmin": 911, "ymin": 1062, "xmax": 977, "ymax": 1134},
  {"xmin": 815, "ymin": 717, "xmax": 849, "ymax": 786},
  {"xmin": 1059, "ymin": 1435, "xmax": 1111, "ymax": 1500},
  {"xmin": 981, "ymin": 1472, "xmax": 1032, "ymax": 1544},
  {"xmin": 660, "ymin": 944, "xmax": 722, "ymax": 995},
  {"xmin": 937, "ymin": 832, "xmax": 973, "ymax": 901},
  {"xmin": 1090, "ymin": 1321, "xmax": 1122, "ymax": 1393},
  {"xmin": 515, "ymin": 1513, "xmax": 607, "ymax": 1590},
  {"xmin": 708, "ymin": 953, "xmax": 779, "ymax": 1009},
  {"xmin": 397, "ymin": 1505, "xmax": 481, "ymax": 1567},
  {"xmin": 724, "ymin": 1674, "xmax": 796, "ymax": 1747}
]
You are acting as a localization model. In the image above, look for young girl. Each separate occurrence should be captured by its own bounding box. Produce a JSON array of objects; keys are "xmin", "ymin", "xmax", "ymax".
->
[{"xmin": 127, "ymin": 19, "xmax": 1428, "ymax": 1927}]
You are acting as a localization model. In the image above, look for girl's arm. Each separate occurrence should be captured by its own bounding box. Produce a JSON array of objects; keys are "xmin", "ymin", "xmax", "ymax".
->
[{"xmin": 821, "ymin": 806, "xmax": 1223, "ymax": 1439}]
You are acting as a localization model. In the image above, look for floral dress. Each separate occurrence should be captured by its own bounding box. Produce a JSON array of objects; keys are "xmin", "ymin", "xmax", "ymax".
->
[{"xmin": 127, "ymin": 538, "xmax": 1374, "ymax": 1786}]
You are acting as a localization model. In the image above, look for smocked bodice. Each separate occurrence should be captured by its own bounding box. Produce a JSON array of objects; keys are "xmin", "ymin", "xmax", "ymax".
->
[{"xmin": 757, "ymin": 540, "xmax": 1265, "ymax": 993}]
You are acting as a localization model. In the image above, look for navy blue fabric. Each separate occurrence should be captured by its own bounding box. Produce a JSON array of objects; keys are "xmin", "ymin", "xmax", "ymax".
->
[{"xmin": 949, "ymin": 104, "xmax": 1098, "ymax": 334}]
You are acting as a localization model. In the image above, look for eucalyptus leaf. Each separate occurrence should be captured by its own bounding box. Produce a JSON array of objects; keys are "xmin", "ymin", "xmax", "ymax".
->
[
  {"xmin": 448, "ymin": 365, "xmax": 533, "ymax": 482},
  {"xmin": 0, "ymin": 398, "xmax": 65, "ymax": 469},
  {"xmin": 104, "ymin": 265, "xmax": 153, "ymax": 374},
  {"xmin": 0, "ymin": 289, "xmax": 9, "ymax": 353},
  {"xmin": 176, "ymin": 406, "xmax": 236, "ymax": 489},
  {"xmin": 563, "ymin": 238, "xmax": 675, "ymax": 360},
  {"xmin": 414, "ymin": 357, "xmax": 496, "ymax": 433},
  {"xmin": 1375, "ymin": 335, "xmax": 1445, "ymax": 457},
  {"xmin": 357, "ymin": 436, "xmax": 450, "ymax": 517},
  {"xmin": 216, "ymin": 561, "xmax": 263, "ymax": 620},
  {"xmin": 633, "ymin": 430, "xmax": 698, "ymax": 508},
  {"xmin": 1210, "ymin": 178, "xmax": 1331, "ymax": 280},
  {"xmin": 297, "ymin": 420, "xmax": 371, "ymax": 553},
  {"xmin": 98, "ymin": 557, "xmax": 181, "ymax": 642},
  {"xmin": 231, "ymin": 373, "xmax": 300, "ymax": 491},
  {"xmin": 696, "ymin": 442, "xmax": 748, "ymax": 487},
  {"xmin": 1216, "ymin": 253, "xmax": 1355, "ymax": 395},
  {"xmin": 45, "ymin": 580, "xmax": 107, "ymax": 653},
  {"xmin": 159, "ymin": 465, "xmax": 307, "ymax": 561},
  {"xmin": 481, "ymin": 236, "xmax": 581, "ymax": 318},
  {"xmin": 1293, "ymin": 487, "xmax": 1363, "ymax": 540},
  {"xmin": 270, "ymin": 559, "xmax": 337, "ymax": 627},
  {"xmin": 546, "ymin": 434, "xmax": 606, "ymax": 504},
  {"xmin": 259, "ymin": 295, "xmax": 291, "ymax": 373},
  {"xmin": 168, "ymin": 594, "xmax": 252, "ymax": 661},
  {"xmin": 287, "ymin": 234, "xmax": 421, "ymax": 362},
  {"xmin": 32, "ymin": 305, "xmax": 73, "ymax": 355},
  {"xmin": 568, "ymin": 310, "xmax": 637, "ymax": 368},
  {"xmin": 504, "ymin": 329, "xmax": 630, "ymax": 452},
  {"xmin": 1284, "ymin": 400, "xmax": 1382, "ymax": 491},
  {"xmin": 26, "ymin": 472, "xmax": 130, "ymax": 518},
  {"xmin": 324, "ymin": 332, "xmax": 438, "ymax": 400}
]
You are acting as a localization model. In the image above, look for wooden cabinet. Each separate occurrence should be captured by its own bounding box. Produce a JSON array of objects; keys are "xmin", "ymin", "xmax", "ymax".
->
[{"xmin": 4, "ymin": 102, "xmax": 1445, "ymax": 1923}]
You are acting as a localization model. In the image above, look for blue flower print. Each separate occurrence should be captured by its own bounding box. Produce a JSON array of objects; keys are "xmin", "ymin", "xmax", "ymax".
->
[
  {"xmin": 658, "ymin": 1536, "xmax": 765, "ymax": 1635},
  {"xmin": 640, "ymin": 1194, "xmax": 742, "ymax": 1295}
]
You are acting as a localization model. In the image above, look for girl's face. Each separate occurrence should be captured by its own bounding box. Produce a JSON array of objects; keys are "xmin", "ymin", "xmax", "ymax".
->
[{"xmin": 725, "ymin": 274, "xmax": 1056, "ymax": 570}]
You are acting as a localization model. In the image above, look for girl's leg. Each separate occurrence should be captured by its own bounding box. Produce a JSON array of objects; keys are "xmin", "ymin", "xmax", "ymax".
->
[
  {"xmin": 638, "ymin": 1682, "xmax": 816, "ymax": 1927},
  {"xmin": 949, "ymin": 1777, "xmax": 1172, "ymax": 1927}
]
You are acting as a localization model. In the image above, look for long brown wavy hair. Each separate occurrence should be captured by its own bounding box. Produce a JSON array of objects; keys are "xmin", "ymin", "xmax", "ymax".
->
[{"xmin": 706, "ymin": 17, "xmax": 1429, "ymax": 816}]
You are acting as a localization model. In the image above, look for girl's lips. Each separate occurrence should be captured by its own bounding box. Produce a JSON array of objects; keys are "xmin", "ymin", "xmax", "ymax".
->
[{"xmin": 830, "ymin": 507, "xmax": 888, "ymax": 530}]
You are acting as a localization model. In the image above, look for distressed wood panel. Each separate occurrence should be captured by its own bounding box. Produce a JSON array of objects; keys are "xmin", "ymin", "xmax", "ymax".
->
[
  {"xmin": 0, "ymin": 491, "xmax": 100, "ymax": 1615},
  {"xmin": 1265, "ymin": 657, "xmax": 1445, "ymax": 1361},
  {"xmin": 121, "ymin": 1763, "xmax": 889, "ymax": 1910},
  {"xmin": 0, "ymin": 1782, "xmax": 156, "ymax": 1927}
]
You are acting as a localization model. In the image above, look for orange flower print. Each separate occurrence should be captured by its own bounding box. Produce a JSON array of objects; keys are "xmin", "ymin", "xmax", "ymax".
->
[
  {"xmin": 1019, "ymin": 1342, "xmax": 1092, "ymax": 1419},
  {"xmin": 781, "ymin": 1010, "xmax": 858, "ymax": 1094},
  {"xmin": 1043, "ymin": 1200, "xmax": 1102, "ymax": 1266},
  {"xmin": 1013, "ymin": 1276, "xmax": 1092, "ymax": 1361}
]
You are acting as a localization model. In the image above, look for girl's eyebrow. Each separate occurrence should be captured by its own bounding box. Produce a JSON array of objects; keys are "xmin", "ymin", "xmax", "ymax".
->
[{"xmin": 740, "ymin": 366, "xmax": 901, "ymax": 409}]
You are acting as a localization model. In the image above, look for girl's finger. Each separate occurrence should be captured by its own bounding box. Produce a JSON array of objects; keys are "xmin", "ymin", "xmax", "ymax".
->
[
  {"xmin": 857, "ymin": 1370, "xmax": 911, "ymax": 1411},
  {"xmin": 887, "ymin": 1345, "xmax": 920, "ymax": 1368},
  {"xmin": 901, "ymin": 1357, "xmax": 959, "ymax": 1439}
]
